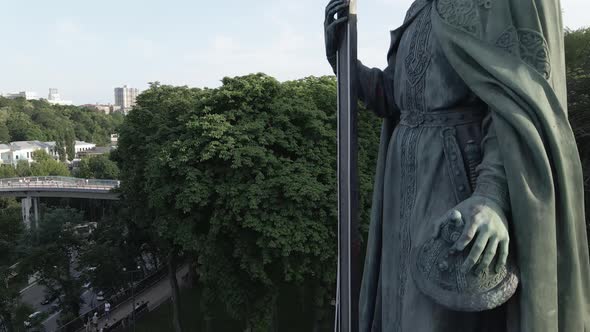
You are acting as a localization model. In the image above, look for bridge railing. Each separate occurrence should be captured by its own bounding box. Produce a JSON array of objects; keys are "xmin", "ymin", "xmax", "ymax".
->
[{"xmin": 0, "ymin": 177, "xmax": 119, "ymax": 190}]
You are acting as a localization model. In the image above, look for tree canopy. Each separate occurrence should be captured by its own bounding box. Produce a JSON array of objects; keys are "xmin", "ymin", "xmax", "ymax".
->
[
  {"xmin": 116, "ymin": 75, "xmax": 381, "ymax": 330},
  {"xmin": 20, "ymin": 208, "xmax": 87, "ymax": 318},
  {"xmin": 76, "ymin": 154, "xmax": 120, "ymax": 179},
  {"xmin": 0, "ymin": 97, "xmax": 123, "ymax": 148}
]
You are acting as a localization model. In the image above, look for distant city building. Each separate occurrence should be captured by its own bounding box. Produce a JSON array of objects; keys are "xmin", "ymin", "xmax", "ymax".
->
[
  {"xmin": 47, "ymin": 88, "xmax": 73, "ymax": 106},
  {"xmin": 82, "ymin": 104, "xmax": 120, "ymax": 115},
  {"xmin": 114, "ymin": 85, "xmax": 138, "ymax": 114},
  {"xmin": 2, "ymin": 91, "xmax": 39, "ymax": 100}
]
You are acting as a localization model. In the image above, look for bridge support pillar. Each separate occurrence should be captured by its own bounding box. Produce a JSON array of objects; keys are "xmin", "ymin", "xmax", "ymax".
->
[
  {"xmin": 21, "ymin": 196, "xmax": 39, "ymax": 229},
  {"xmin": 22, "ymin": 197, "xmax": 31, "ymax": 229},
  {"xmin": 33, "ymin": 196, "xmax": 39, "ymax": 229}
]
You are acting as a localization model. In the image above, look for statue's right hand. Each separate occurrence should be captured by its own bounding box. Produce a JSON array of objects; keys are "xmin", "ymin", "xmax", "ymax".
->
[{"xmin": 324, "ymin": 0, "xmax": 349, "ymax": 72}]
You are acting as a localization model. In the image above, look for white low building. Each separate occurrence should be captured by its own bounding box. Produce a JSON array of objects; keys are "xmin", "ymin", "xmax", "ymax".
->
[
  {"xmin": 74, "ymin": 141, "xmax": 96, "ymax": 157},
  {"xmin": 4, "ymin": 141, "xmax": 59, "ymax": 165},
  {"xmin": 0, "ymin": 144, "xmax": 12, "ymax": 165},
  {"xmin": 0, "ymin": 140, "xmax": 96, "ymax": 166}
]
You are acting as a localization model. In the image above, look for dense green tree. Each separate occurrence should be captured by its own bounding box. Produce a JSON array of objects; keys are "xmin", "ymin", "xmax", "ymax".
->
[
  {"xmin": 76, "ymin": 154, "xmax": 119, "ymax": 179},
  {"xmin": 0, "ymin": 198, "xmax": 25, "ymax": 332},
  {"xmin": 19, "ymin": 208, "xmax": 86, "ymax": 318},
  {"xmin": 565, "ymin": 27, "xmax": 590, "ymax": 73},
  {"xmin": 2, "ymin": 151, "xmax": 70, "ymax": 178},
  {"xmin": 0, "ymin": 97, "xmax": 123, "ymax": 147},
  {"xmin": 116, "ymin": 75, "xmax": 381, "ymax": 331},
  {"xmin": 0, "ymin": 122, "xmax": 10, "ymax": 143},
  {"xmin": 0, "ymin": 165, "xmax": 17, "ymax": 178},
  {"xmin": 566, "ymin": 27, "xmax": 590, "ymax": 239},
  {"xmin": 15, "ymin": 161, "xmax": 32, "ymax": 177},
  {"xmin": 78, "ymin": 207, "xmax": 157, "ymax": 294},
  {"xmin": 30, "ymin": 150, "xmax": 70, "ymax": 176},
  {"xmin": 5, "ymin": 112, "xmax": 45, "ymax": 141}
]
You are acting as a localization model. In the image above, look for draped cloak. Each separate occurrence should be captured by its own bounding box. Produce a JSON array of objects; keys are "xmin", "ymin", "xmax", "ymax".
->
[{"xmin": 359, "ymin": 0, "xmax": 590, "ymax": 331}]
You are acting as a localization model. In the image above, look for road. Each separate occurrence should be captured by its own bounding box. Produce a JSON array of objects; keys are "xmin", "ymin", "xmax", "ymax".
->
[{"xmin": 19, "ymin": 281, "xmax": 98, "ymax": 332}]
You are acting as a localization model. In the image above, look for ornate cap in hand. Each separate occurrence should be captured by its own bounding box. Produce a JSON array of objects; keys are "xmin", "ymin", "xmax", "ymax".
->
[{"xmin": 411, "ymin": 216, "xmax": 519, "ymax": 312}]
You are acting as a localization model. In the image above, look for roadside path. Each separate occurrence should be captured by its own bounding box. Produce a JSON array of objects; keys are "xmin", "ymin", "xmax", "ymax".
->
[{"xmin": 88, "ymin": 265, "xmax": 189, "ymax": 331}]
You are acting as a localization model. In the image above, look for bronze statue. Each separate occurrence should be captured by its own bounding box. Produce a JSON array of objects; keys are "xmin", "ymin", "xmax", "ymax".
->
[{"xmin": 325, "ymin": 0, "xmax": 590, "ymax": 331}]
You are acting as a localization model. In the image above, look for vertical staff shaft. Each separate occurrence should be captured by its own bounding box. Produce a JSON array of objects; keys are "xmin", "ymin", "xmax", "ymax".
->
[{"xmin": 336, "ymin": 1, "xmax": 360, "ymax": 332}]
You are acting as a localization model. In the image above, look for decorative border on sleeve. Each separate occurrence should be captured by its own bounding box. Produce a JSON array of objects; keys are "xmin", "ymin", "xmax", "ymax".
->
[
  {"xmin": 495, "ymin": 26, "xmax": 518, "ymax": 56},
  {"xmin": 517, "ymin": 28, "xmax": 551, "ymax": 79},
  {"xmin": 436, "ymin": 0, "xmax": 481, "ymax": 37}
]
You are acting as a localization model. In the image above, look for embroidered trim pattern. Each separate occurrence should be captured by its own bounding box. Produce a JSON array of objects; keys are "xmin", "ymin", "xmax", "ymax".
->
[
  {"xmin": 517, "ymin": 29, "xmax": 551, "ymax": 79},
  {"xmin": 495, "ymin": 26, "xmax": 518, "ymax": 55},
  {"xmin": 404, "ymin": 5, "xmax": 432, "ymax": 111},
  {"xmin": 394, "ymin": 6, "xmax": 431, "ymax": 331},
  {"xmin": 395, "ymin": 125, "xmax": 422, "ymax": 332},
  {"xmin": 436, "ymin": 0, "xmax": 480, "ymax": 37},
  {"xmin": 405, "ymin": 0, "xmax": 429, "ymax": 23}
]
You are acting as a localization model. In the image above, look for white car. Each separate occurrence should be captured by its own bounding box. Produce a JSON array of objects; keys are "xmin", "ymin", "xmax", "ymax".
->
[
  {"xmin": 24, "ymin": 311, "xmax": 43, "ymax": 327},
  {"xmin": 96, "ymin": 291, "xmax": 105, "ymax": 301}
]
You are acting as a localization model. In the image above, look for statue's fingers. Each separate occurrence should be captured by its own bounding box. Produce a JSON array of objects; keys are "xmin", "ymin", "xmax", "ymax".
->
[
  {"xmin": 326, "ymin": 0, "xmax": 343, "ymax": 15},
  {"xmin": 453, "ymin": 214, "xmax": 482, "ymax": 251},
  {"xmin": 462, "ymin": 232, "xmax": 490, "ymax": 273},
  {"xmin": 326, "ymin": 0, "xmax": 347, "ymax": 20},
  {"xmin": 327, "ymin": 17, "xmax": 349, "ymax": 33},
  {"xmin": 431, "ymin": 209, "xmax": 461, "ymax": 238},
  {"xmin": 495, "ymin": 239, "xmax": 509, "ymax": 273},
  {"xmin": 475, "ymin": 237, "xmax": 499, "ymax": 274}
]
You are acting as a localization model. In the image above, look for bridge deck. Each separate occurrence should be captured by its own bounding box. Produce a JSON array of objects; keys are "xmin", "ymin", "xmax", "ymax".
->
[{"xmin": 0, "ymin": 177, "xmax": 120, "ymax": 200}]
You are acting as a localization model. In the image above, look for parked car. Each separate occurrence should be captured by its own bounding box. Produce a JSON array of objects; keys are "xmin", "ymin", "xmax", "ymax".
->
[
  {"xmin": 40, "ymin": 294, "xmax": 58, "ymax": 306},
  {"xmin": 24, "ymin": 311, "xmax": 45, "ymax": 328},
  {"xmin": 96, "ymin": 291, "xmax": 105, "ymax": 301}
]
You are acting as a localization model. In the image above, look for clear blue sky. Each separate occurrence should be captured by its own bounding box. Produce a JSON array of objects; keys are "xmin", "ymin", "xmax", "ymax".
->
[{"xmin": 0, "ymin": 0, "xmax": 587, "ymax": 104}]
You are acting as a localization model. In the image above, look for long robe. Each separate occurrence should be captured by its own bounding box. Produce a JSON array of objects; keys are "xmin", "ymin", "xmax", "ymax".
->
[{"xmin": 357, "ymin": 0, "xmax": 590, "ymax": 331}]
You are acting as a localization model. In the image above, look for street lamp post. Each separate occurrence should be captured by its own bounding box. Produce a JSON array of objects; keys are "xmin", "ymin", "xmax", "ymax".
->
[{"xmin": 122, "ymin": 266, "xmax": 141, "ymax": 332}]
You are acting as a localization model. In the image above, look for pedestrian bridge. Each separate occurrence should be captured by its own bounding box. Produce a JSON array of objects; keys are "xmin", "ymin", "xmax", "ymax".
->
[
  {"xmin": 0, "ymin": 176, "xmax": 120, "ymax": 229},
  {"xmin": 0, "ymin": 176, "xmax": 120, "ymax": 200}
]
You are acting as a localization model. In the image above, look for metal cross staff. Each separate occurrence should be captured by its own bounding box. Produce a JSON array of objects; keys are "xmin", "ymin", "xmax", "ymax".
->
[{"xmin": 335, "ymin": 1, "xmax": 360, "ymax": 332}]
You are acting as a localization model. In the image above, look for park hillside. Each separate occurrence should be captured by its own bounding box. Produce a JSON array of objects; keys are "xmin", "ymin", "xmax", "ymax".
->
[{"xmin": 0, "ymin": 28, "xmax": 588, "ymax": 332}]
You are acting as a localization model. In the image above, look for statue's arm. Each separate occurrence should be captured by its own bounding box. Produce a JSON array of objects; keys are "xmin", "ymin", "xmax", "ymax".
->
[
  {"xmin": 471, "ymin": 112, "xmax": 511, "ymax": 214},
  {"xmin": 442, "ymin": 111, "xmax": 512, "ymax": 273},
  {"xmin": 356, "ymin": 60, "xmax": 399, "ymax": 118}
]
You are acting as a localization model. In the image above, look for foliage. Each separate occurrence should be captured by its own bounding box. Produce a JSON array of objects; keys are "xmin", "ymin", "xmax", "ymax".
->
[
  {"xmin": 1, "ymin": 151, "xmax": 71, "ymax": 178},
  {"xmin": 19, "ymin": 208, "xmax": 87, "ymax": 318},
  {"xmin": 0, "ymin": 165, "xmax": 17, "ymax": 178},
  {"xmin": 78, "ymin": 209, "xmax": 151, "ymax": 294},
  {"xmin": 13, "ymin": 303, "xmax": 36, "ymax": 332},
  {"xmin": 76, "ymin": 154, "xmax": 120, "ymax": 179},
  {"xmin": 0, "ymin": 198, "xmax": 25, "ymax": 332},
  {"xmin": 565, "ymin": 27, "xmax": 590, "ymax": 74},
  {"xmin": 116, "ymin": 75, "xmax": 381, "ymax": 330},
  {"xmin": 0, "ymin": 198, "xmax": 24, "ymax": 266},
  {"xmin": 0, "ymin": 97, "xmax": 123, "ymax": 149},
  {"xmin": 565, "ymin": 28, "xmax": 590, "ymax": 239},
  {"xmin": 30, "ymin": 150, "xmax": 70, "ymax": 176}
]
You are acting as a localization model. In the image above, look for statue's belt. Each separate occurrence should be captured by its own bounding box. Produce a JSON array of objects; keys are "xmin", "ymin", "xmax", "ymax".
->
[
  {"xmin": 399, "ymin": 107, "xmax": 487, "ymax": 128},
  {"xmin": 399, "ymin": 107, "xmax": 486, "ymax": 200}
]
